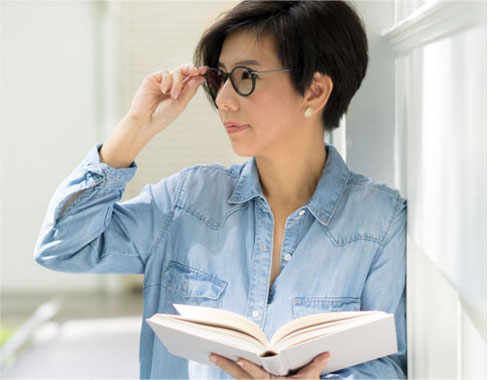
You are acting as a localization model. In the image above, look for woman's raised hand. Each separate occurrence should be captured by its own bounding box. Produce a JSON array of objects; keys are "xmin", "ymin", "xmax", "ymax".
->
[{"xmin": 126, "ymin": 63, "xmax": 210, "ymax": 137}]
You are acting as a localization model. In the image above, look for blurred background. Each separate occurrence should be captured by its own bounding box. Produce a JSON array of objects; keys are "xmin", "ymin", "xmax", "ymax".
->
[{"xmin": 0, "ymin": 0, "xmax": 486, "ymax": 379}]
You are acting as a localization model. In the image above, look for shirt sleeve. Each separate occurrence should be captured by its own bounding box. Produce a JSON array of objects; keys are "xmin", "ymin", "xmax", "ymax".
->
[
  {"xmin": 320, "ymin": 196, "xmax": 408, "ymax": 379},
  {"xmin": 33, "ymin": 143, "xmax": 182, "ymax": 274}
]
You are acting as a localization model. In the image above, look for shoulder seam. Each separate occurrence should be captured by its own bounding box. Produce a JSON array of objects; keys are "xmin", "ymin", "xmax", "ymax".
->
[
  {"xmin": 383, "ymin": 195, "xmax": 406, "ymax": 246},
  {"xmin": 186, "ymin": 163, "xmax": 240, "ymax": 178},
  {"xmin": 143, "ymin": 168, "xmax": 189, "ymax": 264},
  {"xmin": 368, "ymin": 195, "xmax": 406, "ymax": 270},
  {"xmin": 348, "ymin": 181, "xmax": 400, "ymax": 198}
]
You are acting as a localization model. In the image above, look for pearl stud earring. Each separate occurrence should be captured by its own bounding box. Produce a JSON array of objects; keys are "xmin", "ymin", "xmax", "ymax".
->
[{"xmin": 304, "ymin": 107, "xmax": 313, "ymax": 118}]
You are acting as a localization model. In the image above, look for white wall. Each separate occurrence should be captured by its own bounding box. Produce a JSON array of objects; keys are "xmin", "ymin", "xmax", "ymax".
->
[
  {"xmin": 345, "ymin": 1, "xmax": 486, "ymax": 378},
  {"xmin": 381, "ymin": 1, "xmax": 487, "ymax": 378},
  {"xmin": 346, "ymin": 0, "xmax": 397, "ymax": 188},
  {"xmin": 1, "ymin": 1, "xmax": 103, "ymax": 293}
]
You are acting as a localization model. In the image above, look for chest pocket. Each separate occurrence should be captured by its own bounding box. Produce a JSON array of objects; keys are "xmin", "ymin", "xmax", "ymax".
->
[
  {"xmin": 163, "ymin": 261, "xmax": 227, "ymax": 314},
  {"xmin": 292, "ymin": 296, "xmax": 360, "ymax": 319}
]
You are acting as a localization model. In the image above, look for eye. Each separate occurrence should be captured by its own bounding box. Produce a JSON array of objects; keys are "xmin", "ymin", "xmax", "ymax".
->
[{"xmin": 241, "ymin": 70, "xmax": 252, "ymax": 80}]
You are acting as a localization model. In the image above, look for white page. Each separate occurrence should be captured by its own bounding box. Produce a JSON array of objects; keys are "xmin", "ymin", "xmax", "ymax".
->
[
  {"xmin": 271, "ymin": 310, "xmax": 380, "ymax": 346},
  {"xmin": 280, "ymin": 314, "xmax": 398, "ymax": 375},
  {"xmin": 173, "ymin": 304, "xmax": 268, "ymax": 346}
]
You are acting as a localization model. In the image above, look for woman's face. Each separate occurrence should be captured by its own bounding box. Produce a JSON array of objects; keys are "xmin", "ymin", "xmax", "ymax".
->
[{"xmin": 216, "ymin": 30, "xmax": 308, "ymax": 158}]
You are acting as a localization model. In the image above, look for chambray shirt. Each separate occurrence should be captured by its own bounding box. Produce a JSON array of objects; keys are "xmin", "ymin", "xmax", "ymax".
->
[{"xmin": 34, "ymin": 141, "xmax": 407, "ymax": 379}]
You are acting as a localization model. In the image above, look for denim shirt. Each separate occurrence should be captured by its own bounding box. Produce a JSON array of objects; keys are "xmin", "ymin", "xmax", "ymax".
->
[{"xmin": 34, "ymin": 141, "xmax": 407, "ymax": 379}]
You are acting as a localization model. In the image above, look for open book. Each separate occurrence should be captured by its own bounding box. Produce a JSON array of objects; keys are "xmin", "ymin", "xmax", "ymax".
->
[{"xmin": 146, "ymin": 304, "xmax": 398, "ymax": 376}]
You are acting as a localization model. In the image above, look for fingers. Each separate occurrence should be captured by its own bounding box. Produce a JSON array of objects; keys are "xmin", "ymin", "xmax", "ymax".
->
[
  {"xmin": 160, "ymin": 69, "xmax": 171, "ymax": 93},
  {"xmin": 233, "ymin": 353, "xmax": 331, "ymax": 379},
  {"xmin": 161, "ymin": 63, "xmax": 209, "ymax": 100},
  {"xmin": 236, "ymin": 358, "xmax": 273, "ymax": 379},
  {"xmin": 171, "ymin": 70, "xmax": 183, "ymax": 99},
  {"xmin": 178, "ymin": 75, "xmax": 206, "ymax": 105},
  {"xmin": 180, "ymin": 63, "xmax": 200, "ymax": 77},
  {"xmin": 313, "ymin": 351, "xmax": 330, "ymax": 374},
  {"xmin": 198, "ymin": 65, "xmax": 210, "ymax": 75},
  {"xmin": 208, "ymin": 352, "xmax": 330, "ymax": 379},
  {"xmin": 291, "ymin": 352, "xmax": 330, "ymax": 378},
  {"xmin": 209, "ymin": 354, "xmax": 251, "ymax": 379},
  {"xmin": 180, "ymin": 63, "xmax": 210, "ymax": 76}
]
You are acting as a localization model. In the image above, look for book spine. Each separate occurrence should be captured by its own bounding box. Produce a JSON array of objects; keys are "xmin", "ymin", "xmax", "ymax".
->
[{"xmin": 260, "ymin": 354, "xmax": 289, "ymax": 377}]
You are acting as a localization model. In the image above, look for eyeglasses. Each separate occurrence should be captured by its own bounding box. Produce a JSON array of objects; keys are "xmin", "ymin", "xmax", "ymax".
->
[{"xmin": 204, "ymin": 65, "xmax": 294, "ymax": 103}]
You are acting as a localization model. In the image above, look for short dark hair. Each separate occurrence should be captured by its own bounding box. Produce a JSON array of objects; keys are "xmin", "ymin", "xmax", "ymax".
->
[{"xmin": 193, "ymin": 0, "xmax": 369, "ymax": 133}]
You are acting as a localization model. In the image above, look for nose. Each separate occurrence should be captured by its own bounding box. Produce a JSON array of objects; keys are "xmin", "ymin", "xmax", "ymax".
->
[{"xmin": 215, "ymin": 75, "xmax": 239, "ymax": 111}]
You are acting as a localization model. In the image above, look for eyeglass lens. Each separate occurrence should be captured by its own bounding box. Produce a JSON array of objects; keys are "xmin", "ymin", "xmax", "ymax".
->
[{"xmin": 205, "ymin": 67, "xmax": 253, "ymax": 99}]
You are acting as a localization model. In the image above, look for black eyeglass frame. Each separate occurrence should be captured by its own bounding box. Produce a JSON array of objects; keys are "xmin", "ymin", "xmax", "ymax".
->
[{"xmin": 204, "ymin": 65, "xmax": 295, "ymax": 101}]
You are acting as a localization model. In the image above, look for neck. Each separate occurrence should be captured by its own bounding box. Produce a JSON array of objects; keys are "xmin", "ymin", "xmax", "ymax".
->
[{"xmin": 255, "ymin": 136, "xmax": 327, "ymax": 209}]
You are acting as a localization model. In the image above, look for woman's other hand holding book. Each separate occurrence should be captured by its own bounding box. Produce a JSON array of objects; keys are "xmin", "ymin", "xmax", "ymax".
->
[{"xmin": 209, "ymin": 351, "xmax": 331, "ymax": 379}]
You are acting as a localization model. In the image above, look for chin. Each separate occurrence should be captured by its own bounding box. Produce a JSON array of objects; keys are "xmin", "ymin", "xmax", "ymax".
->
[
  {"xmin": 229, "ymin": 140, "xmax": 256, "ymax": 158},
  {"xmin": 231, "ymin": 146, "xmax": 254, "ymax": 158}
]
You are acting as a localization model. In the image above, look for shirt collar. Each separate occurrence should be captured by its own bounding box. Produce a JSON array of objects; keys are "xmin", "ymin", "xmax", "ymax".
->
[{"xmin": 227, "ymin": 142, "xmax": 350, "ymax": 227}]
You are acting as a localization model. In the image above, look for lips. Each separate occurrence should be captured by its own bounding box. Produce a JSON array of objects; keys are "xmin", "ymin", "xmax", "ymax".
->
[
  {"xmin": 224, "ymin": 121, "xmax": 250, "ymax": 134},
  {"xmin": 224, "ymin": 121, "xmax": 249, "ymax": 128}
]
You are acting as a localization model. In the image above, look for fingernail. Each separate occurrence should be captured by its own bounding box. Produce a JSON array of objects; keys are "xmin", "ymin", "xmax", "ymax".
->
[
  {"xmin": 237, "ymin": 360, "xmax": 245, "ymax": 368},
  {"xmin": 209, "ymin": 354, "xmax": 217, "ymax": 364},
  {"xmin": 316, "ymin": 353, "xmax": 329, "ymax": 363}
]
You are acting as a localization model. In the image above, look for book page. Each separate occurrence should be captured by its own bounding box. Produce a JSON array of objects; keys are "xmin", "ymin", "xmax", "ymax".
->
[
  {"xmin": 172, "ymin": 304, "xmax": 269, "ymax": 347},
  {"xmin": 274, "ymin": 312, "xmax": 387, "ymax": 350},
  {"xmin": 270, "ymin": 310, "xmax": 380, "ymax": 346},
  {"xmin": 148, "ymin": 314, "xmax": 265, "ymax": 353},
  {"xmin": 278, "ymin": 314, "xmax": 397, "ymax": 375}
]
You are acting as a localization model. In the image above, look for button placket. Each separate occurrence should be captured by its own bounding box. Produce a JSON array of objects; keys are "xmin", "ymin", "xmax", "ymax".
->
[
  {"xmin": 282, "ymin": 208, "xmax": 305, "ymax": 262},
  {"xmin": 245, "ymin": 200, "xmax": 272, "ymax": 327}
]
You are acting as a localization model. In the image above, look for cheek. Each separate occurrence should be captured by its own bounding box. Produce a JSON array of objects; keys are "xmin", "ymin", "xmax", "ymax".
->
[
  {"xmin": 253, "ymin": 90, "xmax": 300, "ymax": 130},
  {"xmin": 257, "ymin": 83, "xmax": 291, "ymax": 109}
]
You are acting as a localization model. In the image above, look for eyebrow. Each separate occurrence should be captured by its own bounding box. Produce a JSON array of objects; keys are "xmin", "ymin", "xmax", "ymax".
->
[{"xmin": 218, "ymin": 60, "xmax": 262, "ymax": 69}]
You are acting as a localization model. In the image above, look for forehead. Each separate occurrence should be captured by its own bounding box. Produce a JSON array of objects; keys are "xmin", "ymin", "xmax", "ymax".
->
[{"xmin": 219, "ymin": 30, "xmax": 278, "ymax": 68}]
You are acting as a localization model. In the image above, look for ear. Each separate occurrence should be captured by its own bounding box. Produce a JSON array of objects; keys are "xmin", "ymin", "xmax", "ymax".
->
[{"xmin": 304, "ymin": 72, "xmax": 333, "ymax": 111}]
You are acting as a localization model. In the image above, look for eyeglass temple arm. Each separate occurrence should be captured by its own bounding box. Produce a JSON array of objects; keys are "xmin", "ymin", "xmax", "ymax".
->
[{"xmin": 253, "ymin": 69, "xmax": 294, "ymax": 73}]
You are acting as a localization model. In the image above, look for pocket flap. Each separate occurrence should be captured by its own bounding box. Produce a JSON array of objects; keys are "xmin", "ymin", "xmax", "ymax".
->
[
  {"xmin": 164, "ymin": 261, "xmax": 227, "ymax": 300},
  {"xmin": 293, "ymin": 296, "xmax": 360, "ymax": 319}
]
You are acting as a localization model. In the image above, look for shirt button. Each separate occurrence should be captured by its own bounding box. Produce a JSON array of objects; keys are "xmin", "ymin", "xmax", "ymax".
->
[
  {"xmin": 284, "ymin": 253, "xmax": 292, "ymax": 261},
  {"xmin": 252, "ymin": 310, "xmax": 260, "ymax": 319},
  {"xmin": 261, "ymin": 241, "xmax": 266, "ymax": 251},
  {"xmin": 298, "ymin": 209, "xmax": 305, "ymax": 216}
]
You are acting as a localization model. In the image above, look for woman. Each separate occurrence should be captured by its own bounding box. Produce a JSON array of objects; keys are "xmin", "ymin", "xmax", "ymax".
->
[{"xmin": 34, "ymin": 1, "xmax": 407, "ymax": 379}]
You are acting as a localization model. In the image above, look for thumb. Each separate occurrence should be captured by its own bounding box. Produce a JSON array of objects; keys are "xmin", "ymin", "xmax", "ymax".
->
[
  {"xmin": 179, "ymin": 75, "xmax": 205, "ymax": 105},
  {"xmin": 314, "ymin": 352, "xmax": 330, "ymax": 373}
]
